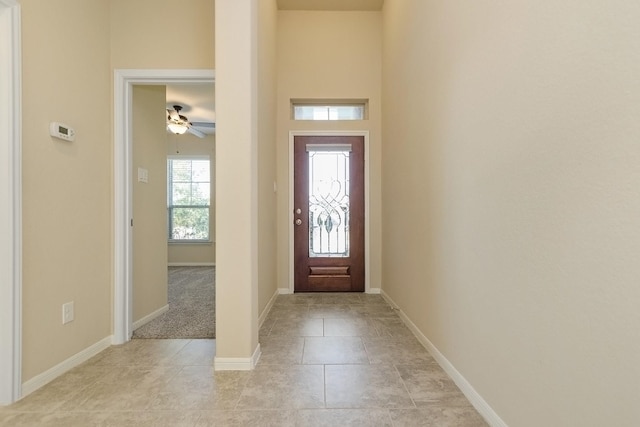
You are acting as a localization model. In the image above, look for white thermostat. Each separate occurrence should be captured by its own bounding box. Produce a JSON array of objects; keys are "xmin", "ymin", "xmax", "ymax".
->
[{"xmin": 50, "ymin": 122, "xmax": 75, "ymax": 142}]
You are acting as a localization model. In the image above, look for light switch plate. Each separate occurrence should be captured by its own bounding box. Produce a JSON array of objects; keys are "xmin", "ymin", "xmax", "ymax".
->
[
  {"xmin": 138, "ymin": 167, "xmax": 149, "ymax": 183},
  {"xmin": 62, "ymin": 301, "xmax": 74, "ymax": 324}
]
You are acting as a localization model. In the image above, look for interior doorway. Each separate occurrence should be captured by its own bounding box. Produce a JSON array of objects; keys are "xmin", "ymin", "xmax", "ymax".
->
[{"xmin": 113, "ymin": 69, "xmax": 215, "ymax": 344}]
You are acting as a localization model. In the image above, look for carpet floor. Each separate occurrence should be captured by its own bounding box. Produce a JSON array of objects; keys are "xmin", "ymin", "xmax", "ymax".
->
[{"xmin": 132, "ymin": 266, "xmax": 215, "ymax": 339}]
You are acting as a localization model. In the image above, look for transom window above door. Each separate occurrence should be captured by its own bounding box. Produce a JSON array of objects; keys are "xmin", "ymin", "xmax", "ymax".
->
[{"xmin": 291, "ymin": 99, "xmax": 368, "ymax": 121}]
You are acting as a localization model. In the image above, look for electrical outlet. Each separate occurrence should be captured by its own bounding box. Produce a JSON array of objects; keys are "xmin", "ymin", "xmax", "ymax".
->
[{"xmin": 62, "ymin": 301, "xmax": 74, "ymax": 324}]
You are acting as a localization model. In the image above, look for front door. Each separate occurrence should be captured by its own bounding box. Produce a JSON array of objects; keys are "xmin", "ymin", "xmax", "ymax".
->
[{"xmin": 294, "ymin": 135, "xmax": 365, "ymax": 292}]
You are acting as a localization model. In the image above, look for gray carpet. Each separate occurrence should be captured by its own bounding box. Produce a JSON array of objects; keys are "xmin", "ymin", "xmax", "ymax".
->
[{"xmin": 132, "ymin": 266, "xmax": 215, "ymax": 339}]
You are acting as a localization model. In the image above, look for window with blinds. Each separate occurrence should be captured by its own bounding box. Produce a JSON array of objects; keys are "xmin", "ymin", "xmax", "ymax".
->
[{"xmin": 167, "ymin": 157, "xmax": 211, "ymax": 241}]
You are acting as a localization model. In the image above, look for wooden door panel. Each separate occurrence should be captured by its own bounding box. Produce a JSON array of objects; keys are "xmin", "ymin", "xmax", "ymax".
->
[
  {"xmin": 308, "ymin": 275, "xmax": 351, "ymax": 292},
  {"xmin": 294, "ymin": 135, "xmax": 365, "ymax": 292},
  {"xmin": 309, "ymin": 266, "xmax": 350, "ymax": 275}
]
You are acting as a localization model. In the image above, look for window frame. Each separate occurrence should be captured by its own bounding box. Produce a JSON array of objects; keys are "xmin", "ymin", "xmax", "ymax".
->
[
  {"xmin": 291, "ymin": 99, "xmax": 368, "ymax": 121},
  {"xmin": 167, "ymin": 155, "xmax": 211, "ymax": 243}
]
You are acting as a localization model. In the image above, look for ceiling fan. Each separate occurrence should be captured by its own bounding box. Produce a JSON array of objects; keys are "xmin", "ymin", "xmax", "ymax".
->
[{"xmin": 166, "ymin": 105, "xmax": 215, "ymax": 138}]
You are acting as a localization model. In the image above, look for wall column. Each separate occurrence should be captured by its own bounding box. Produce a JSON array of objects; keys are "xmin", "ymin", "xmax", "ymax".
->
[{"xmin": 214, "ymin": 0, "xmax": 260, "ymax": 369}]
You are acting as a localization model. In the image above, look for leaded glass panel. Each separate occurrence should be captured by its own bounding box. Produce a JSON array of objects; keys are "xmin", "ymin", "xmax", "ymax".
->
[{"xmin": 308, "ymin": 149, "xmax": 350, "ymax": 257}]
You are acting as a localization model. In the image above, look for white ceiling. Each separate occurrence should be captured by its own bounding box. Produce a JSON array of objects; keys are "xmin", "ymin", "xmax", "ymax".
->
[{"xmin": 277, "ymin": 0, "xmax": 383, "ymax": 11}]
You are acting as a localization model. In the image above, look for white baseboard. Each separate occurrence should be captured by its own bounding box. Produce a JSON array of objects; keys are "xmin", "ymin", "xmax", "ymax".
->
[
  {"xmin": 167, "ymin": 262, "xmax": 216, "ymax": 267},
  {"xmin": 259, "ymin": 289, "xmax": 280, "ymax": 328},
  {"xmin": 380, "ymin": 290, "xmax": 508, "ymax": 427},
  {"xmin": 132, "ymin": 304, "xmax": 169, "ymax": 330},
  {"xmin": 21, "ymin": 336, "xmax": 112, "ymax": 398},
  {"xmin": 214, "ymin": 343, "xmax": 261, "ymax": 371},
  {"xmin": 366, "ymin": 287, "xmax": 381, "ymax": 294}
]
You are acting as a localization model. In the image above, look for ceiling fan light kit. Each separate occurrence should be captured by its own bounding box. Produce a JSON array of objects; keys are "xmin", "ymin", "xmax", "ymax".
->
[
  {"xmin": 166, "ymin": 104, "xmax": 215, "ymax": 138},
  {"xmin": 167, "ymin": 122, "xmax": 188, "ymax": 135}
]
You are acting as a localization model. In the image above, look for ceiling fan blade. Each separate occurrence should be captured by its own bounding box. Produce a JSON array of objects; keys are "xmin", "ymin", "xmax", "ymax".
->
[
  {"xmin": 190, "ymin": 122, "xmax": 216, "ymax": 128},
  {"xmin": 187, "ymin": 127, "xmax": 206, "ymax": 138}
]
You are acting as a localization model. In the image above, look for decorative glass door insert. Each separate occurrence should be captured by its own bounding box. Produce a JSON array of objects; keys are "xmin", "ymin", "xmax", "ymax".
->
[{"xmin": 307, "ymin": 144, "xmax": 351, "ymax": 258}]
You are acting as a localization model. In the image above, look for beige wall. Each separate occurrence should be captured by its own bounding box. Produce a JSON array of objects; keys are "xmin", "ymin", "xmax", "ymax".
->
[
  {"xmin": 168, "ymin": 243, "xmax": 215, "ymax": 265},
  {"xmin": 110, "ymin": 0, "xmax": 216, "ymax": 322},
  {"xmin": 110, "ymin": 0, "xmax": 215, "ymax": 69},
  {"xmin": 20, "ymin": 0, "xmax": 112, "ymax": 381},
  {"xmin": 257, "ymin": 0, "xmax": 279, "ymax": 314},
  {"xmin": 18, "ymin": 0, "xmax": 215, "ymax": 384},
  {"xmin": 166, "ymin": 132, "xmax": 216, "ymax": 266},
  {"xmin": 132, "ymin": 86, "xmax": 168, "ymax": 322},
  {"xmin": 276, "ymin": 11, "xmax": 382, "ymax": 291},
  {"xmin": 382, "ymin": 1, "xmax": 640, "ymax": 426}
]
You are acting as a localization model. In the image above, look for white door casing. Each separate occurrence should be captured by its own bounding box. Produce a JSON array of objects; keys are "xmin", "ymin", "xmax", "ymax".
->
[
  {"xmin": 0, "ymin": 0, "xmax": 22, "ymax": 406},
  {"xmin": 112, "ymin": 69, "xmax": 215, "ymax": 344}
]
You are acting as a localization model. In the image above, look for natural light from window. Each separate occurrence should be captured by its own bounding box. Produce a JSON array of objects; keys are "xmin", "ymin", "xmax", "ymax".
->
[
  {"xmin": 292, "ymin": 100, "xmax": 367, "ymax": 121},
  {"xmin": 167, "ymin": 157, "xmax": 211, "ymax": 241}
]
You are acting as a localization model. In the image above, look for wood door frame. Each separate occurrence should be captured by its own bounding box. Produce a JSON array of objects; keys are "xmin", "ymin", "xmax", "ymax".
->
[{"xmin": 288, "ymin": 131, "xmax": 370, "ymax": 294}]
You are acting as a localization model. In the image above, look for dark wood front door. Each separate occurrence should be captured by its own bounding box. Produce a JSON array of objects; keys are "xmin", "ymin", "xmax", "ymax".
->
[{"xmin": 294, "ymin": 135, "xmax": 365, "ymax": 292}]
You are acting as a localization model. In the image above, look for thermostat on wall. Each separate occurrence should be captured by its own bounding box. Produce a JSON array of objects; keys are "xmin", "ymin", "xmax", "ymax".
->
[{"xmin": 50, "ymin": 122, "xmax": 75, "ymax": 142}]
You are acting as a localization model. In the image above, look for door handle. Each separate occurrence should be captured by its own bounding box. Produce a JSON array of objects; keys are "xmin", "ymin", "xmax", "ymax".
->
[{"xmin": 295, "ymin": 218, "xmax": 302, "ymax": 226}]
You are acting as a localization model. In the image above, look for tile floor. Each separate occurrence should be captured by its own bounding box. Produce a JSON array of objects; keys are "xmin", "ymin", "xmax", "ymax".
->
[{"xmin": 0, "ymin": 293, "xmax": 488, "ymax": 426}]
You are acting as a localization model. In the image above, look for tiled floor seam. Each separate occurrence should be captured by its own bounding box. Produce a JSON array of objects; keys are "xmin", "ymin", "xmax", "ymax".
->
[
  {"xmin": 322, "ymin": 364, "xmax": 327, "ymax": 409},
  {"xmin": 393, "ymin": 363, "xmax": 419, "ymax": 410}
]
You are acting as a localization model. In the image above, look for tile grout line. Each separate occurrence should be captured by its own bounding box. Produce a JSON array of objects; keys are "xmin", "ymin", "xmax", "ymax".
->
[
  {"xmin": 323, "ymin": 364, "xmax": 327, "ymax": 409},
  {"xmin": 322, "ymin": 316, "xmax": 327, "ymax": 409},
  {"xmin": 393, "ymin": 364, "xmax": 418, "ymax": 410},
  {"xmin": 301, "ymin": 335, "xmax": 307, "ymax": 364}
]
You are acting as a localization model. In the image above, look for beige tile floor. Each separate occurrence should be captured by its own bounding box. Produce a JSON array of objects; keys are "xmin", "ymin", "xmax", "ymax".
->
[{"xmin": 0, "ymin": 293, "xmax": 488, "ymax": 426}]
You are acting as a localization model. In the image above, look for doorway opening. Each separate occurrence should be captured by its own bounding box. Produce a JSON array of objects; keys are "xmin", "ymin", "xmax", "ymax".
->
[
  {"xmin": 128, "ymin": 84, "xmax": 216, "ymax": 340},
  {"xmin": 113, "ymin": 70, "xmax": 215, "ymax": 344}
]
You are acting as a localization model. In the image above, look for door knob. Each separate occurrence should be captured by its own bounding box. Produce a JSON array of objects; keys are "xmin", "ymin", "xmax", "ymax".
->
[{"xmin": 295, "ymin": 219, "xmax": 302, "ymax": 226}]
